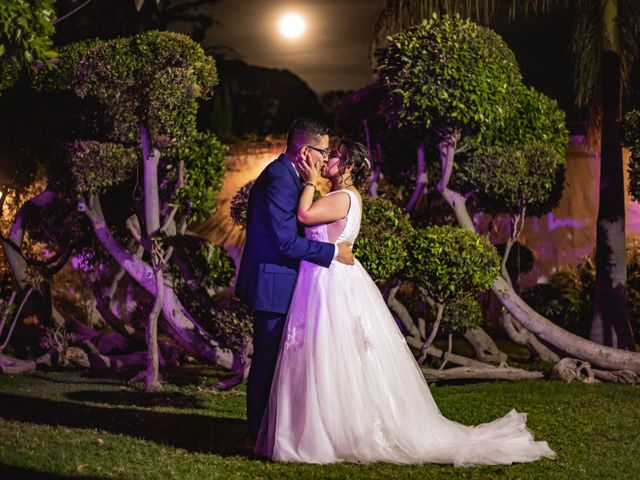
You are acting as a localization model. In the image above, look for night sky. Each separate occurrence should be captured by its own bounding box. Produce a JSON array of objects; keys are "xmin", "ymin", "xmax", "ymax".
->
[{"xmin": 200, "ymin": 0, "xmax": 387, "ymax": 94}]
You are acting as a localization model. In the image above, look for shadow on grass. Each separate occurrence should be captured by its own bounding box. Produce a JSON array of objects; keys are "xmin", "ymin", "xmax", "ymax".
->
[
  {"xmin": 0, "ymin": 463, "xmax": 108, "ymax": 479},
  {"xmin": 66, "ymin": 390, "xmax": 206, "ymax": 409},
  {"xmin": 0, "ymin": 393, "xmax": 249, "ymax": 457}
]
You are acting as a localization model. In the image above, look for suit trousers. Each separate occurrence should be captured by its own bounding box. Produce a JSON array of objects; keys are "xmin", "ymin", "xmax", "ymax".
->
[{"xmin": 247, "ymin": 309, "xmax": 286, "ymax": 441}]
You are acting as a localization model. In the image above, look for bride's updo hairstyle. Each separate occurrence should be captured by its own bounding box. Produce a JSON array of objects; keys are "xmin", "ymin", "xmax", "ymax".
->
[{"xmin": 336, "ymin": 139, "xmax": 372, "ymax": 192}]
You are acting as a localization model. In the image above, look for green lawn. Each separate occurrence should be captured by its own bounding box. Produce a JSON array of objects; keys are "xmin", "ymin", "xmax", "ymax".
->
[{"xmin": 0, "ymin": 370, "xmax": 638, "ymax": 479}]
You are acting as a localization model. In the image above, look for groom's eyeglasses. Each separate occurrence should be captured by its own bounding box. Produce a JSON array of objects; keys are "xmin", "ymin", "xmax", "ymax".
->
[{"xmin": 306, "ymin": 145, "xmax": 331, "ymax": 159}]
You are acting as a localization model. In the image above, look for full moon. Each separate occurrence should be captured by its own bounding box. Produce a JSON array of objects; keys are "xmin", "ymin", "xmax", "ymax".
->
[{"xmin": 279, "ymin": 13, "xmax": 306, "ymax": 39}]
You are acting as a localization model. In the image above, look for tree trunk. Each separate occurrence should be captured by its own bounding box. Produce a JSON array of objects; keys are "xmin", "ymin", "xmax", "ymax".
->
[
  {"xmin": 1, "ymin": 190, "xmax": 65, "ymax": 327},
  {"xmin": 421, "ymin": 366, "xmax": 544, "ymax": 382},
  {"xmin": 363, "ymin": 121, "xmax": 382, "ymax": 198},
  {"xmin": 82, "ymin": 194, "xmax": 246, "ymax": 383},
  {"xmin": 139, "ymin": 122, "xmax": 162, "ymax": 390},
  {"xmin": 405, "ymin": 143, "xmax": 427, "ymax": 213},
  {"xmin": 404, "ymin": 333, "xmax": 493, "ymax": 369},
  {"xmin": 590, "ymin": 3, "xmax": 635, "ymax": 349},
  {"xmin": 386, "ymin": 284, "xmax": 422, "ymax": 344},
  {"xmin": 463, "ymin": 327, "xmax": 508, "ymax": 364},
  {"xmin": 417, "ymin": 303, "xmax": 444, "ymax": 363}
]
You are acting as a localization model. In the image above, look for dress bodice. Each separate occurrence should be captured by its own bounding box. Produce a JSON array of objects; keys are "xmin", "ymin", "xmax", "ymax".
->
[{"xmin": 304, "ymin": 189, "xmax": 361, "ymax": 245}]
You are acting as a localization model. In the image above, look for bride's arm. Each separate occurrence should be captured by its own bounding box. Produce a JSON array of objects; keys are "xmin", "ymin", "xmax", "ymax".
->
[
  {"xmin": 297, "ymin": 187, "xmax": 350, "ymax": 226},
  {"xmin": 296, "ymin": 152, "xmax": 350, "ymax": 226}
]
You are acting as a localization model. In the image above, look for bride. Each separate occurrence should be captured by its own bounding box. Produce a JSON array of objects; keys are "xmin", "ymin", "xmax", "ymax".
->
[{"xmin": 254, "ymin": 139, "xmax": 556, "ymax": 466}]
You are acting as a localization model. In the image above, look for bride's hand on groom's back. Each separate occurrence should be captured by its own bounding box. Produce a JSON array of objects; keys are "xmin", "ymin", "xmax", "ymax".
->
[{"xmin": 336, "ymin": 241, "xmax": 355, "ymax": 265}]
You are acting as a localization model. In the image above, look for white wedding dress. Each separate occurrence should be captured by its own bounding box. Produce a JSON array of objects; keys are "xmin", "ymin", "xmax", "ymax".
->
[{"xmin": 255, "ymin": 189, "xmax": 556, "ymax": 466}]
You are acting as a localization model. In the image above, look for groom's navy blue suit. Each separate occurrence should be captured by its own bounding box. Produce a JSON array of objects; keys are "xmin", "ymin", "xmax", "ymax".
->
[{"xmin": 235, "ymin": 153, "xmax": 335, "ymax": 440}]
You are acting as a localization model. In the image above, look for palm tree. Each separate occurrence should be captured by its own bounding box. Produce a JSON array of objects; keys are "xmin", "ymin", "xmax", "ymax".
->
[{"xmin": 372, "ymin": 0, "xmax": 640, "ymax": 350}]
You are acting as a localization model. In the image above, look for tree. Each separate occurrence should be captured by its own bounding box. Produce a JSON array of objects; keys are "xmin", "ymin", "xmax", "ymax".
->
[
  {"xmin": 455, "ymin": 85, "xmax": 569, "ymax": 361},
  {"xmin": 406, "ymin": 225, "xmax": 500, "ymax": 362},
  {"xmin": 371, "ymin": 0, "xmax": 640, "ymax": 351},
  {"xmin": 0, "ymin": 31, "xmax": 247, "ymax": 388},
  {"xmin": 377, "ymin": 13, "xmax": 640, "ymax": 376}
]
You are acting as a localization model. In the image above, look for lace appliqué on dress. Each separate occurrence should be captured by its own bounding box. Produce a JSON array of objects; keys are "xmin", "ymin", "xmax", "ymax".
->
[
  {"xmin": 284, "ymin": 313, "xmax": 305, "ymax": 352},
  {"xmin": 372, "ymin": 413, "xmax": 392, "ymax": 451},
  {"xmin": 355, "ymin": 315, "xmax": 375, "ymax": 352},
  {"xmin": 305, "ymin": 225, "xmax": 327, "ymax": 242}
]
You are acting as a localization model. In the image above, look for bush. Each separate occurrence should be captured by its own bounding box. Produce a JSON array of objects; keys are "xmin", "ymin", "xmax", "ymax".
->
[
  {"xmin": 173, "ymin": 132, "xmax": 227, "ymax": 223},
  {"xmin": 354, "ymin": 196, "xmax": 414, "ymax": 283},
  {"xmin": 209, "ymin": 298, "xmax": 253, "ymax": 355},
  {"xmin": 624, "ymin": 109, "xmax": 640, "ymax": 201},
  {"xmin": 230, "ymin": 179, "xmax": 255, "ymax": 228},
  {"xmin": 522, "ymin": 250, "xmax": 640, "ymax": 340},
  {"xmin": 406, "ymin": 225, "xmax": 500, "ymax": 305},
  {"xmin": 442, "ymin": 297, "xmax": 484, "ymax": 334}
]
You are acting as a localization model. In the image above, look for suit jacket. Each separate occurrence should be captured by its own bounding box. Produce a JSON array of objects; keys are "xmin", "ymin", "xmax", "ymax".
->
[{"xmin": 235, "ymin": 154, "xmax": 335, "ymax": 314}]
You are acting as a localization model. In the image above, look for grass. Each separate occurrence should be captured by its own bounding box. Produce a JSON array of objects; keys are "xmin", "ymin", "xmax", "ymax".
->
[{"xmin": 0, "ymin": 369, "xmax": 639, "ymax": 479}]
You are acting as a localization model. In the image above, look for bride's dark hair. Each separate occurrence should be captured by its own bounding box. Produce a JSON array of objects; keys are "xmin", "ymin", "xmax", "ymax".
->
[{"xmin": 335, "ymin": 139, "xmax": 372, "ymax": 192}]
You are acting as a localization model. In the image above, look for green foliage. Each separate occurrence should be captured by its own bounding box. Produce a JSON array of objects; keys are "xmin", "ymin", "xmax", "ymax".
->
[
  {"xmin": 31, "ymin": 40, "xmax": 98, "ymax": 92},
  {"xmin": 523, "ymin": 249, "xmax": 640, "ymax": 339},
  {"xmin": 230, "ymin": 179, "xmax": 255, "ymax": 229},
  {"xmin": 442, "ymin": 297, "xmax": 483, "ymax": 333},
  {"xmin": 173, "ymin": 132, "xmax": 227, "ymax": 223},
  {"xmin": 624, "ymin": 109, "xmax": 640, "ymax": 202},
  {"xmin": 354, "ymin": 196, "xmax": 414, "ymax": 283},
  {"xmin": 457, "ymin": 142, "xmax": 566, "ymax": 216},
  {"xmin": 521, "ymin": 282, "xmax": 589, "ymax": 338},
  {"xmin": 68, "ymin": 141, "xmax": 138, "ymax": 193},
  {"xmin": 406, "ymin": 225, "xmax": 500, "ymax": 305},
  {"xmin": 377, "ymin": 14, "xmax": 521, "ymax": 135},
  {"xmin": 0, "ymin": 0, "xmax": 57, "ymax": 92},
  {"xmin": 471, "ymin": 85, "xmax": 568, "ymax": 155},
  {"xmin": 36, "ymin": 34, "xmax": 226, "ymax": 223},
  {"xmin": 454, "ymin": 86, "xmax": 568, "ymax": 216},
  {"xmin": 73, "ymin": 30, "xmax": 218, "ymax": 145},
  {"xmin": 209, "ymin": 297, "xmax": 252, "ymax": 354},
  {"xmin": 197, "ymin": 242, "xmax": 235, "ymax": 288}
]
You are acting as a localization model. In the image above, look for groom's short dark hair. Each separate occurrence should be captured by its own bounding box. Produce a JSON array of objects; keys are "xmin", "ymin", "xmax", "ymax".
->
[{"xmin": 286, "ymin": 118, "xmax": 329, "ymax": 150}]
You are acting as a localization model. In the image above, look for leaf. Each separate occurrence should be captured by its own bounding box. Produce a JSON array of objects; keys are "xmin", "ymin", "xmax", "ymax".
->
[{"xmin": 135, "ymin": 0, "xmax": 145, "ymax": 12}]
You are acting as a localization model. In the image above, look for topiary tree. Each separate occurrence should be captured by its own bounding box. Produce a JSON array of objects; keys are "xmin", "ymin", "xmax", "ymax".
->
[
  {"xmin": 378, "ymin": 13, "xmax": 640, "ymax": 376},
  {"xmin": 459, "ymin": 85, "xmax": 567, "ymax": 271},
  {"xmin": 405, "ymin": 225, "xmax": 500, "ymax": 363},
  {"xmin": 0, "ymin": 32, "xmax": 245, "ymax": 389},
  {"xmin": 455, "ymin": 85, "xmax": 569, "ymax": 362},
  {"xmin": 378, "ymin": 14, "xmax": 522, "ymax": 226}
]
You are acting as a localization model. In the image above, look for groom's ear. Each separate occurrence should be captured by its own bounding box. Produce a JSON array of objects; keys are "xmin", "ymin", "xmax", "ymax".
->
[{"xmin": 296, "ymin": 145, "xmax": 307, "ymax": 161}]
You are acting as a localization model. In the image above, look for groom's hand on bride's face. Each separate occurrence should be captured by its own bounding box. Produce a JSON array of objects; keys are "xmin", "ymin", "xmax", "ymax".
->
[{"xmin": 337, "ymin": 241, "xmax": 355, "ymax": 265}]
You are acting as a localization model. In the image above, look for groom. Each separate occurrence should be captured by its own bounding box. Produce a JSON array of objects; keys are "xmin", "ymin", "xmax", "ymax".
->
[{"xmin": 235, "ymin": 118, "xmax": 355, "ymax": 442}]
